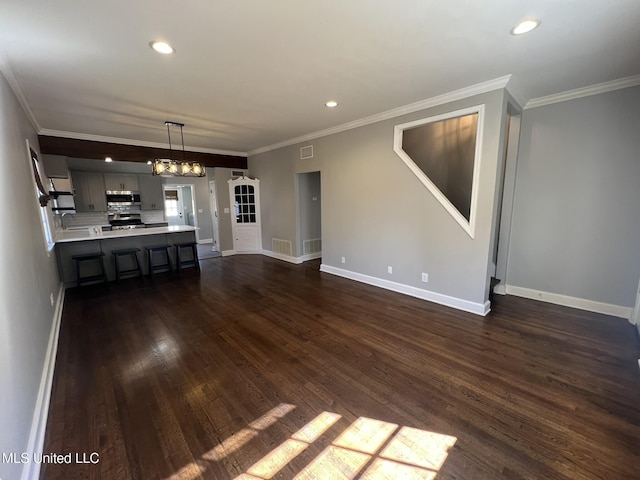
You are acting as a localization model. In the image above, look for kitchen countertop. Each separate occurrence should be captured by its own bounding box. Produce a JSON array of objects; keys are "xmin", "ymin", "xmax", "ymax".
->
[{"xmin": 54, "ymin": 225, "xmax": 197, "ymax": 243}]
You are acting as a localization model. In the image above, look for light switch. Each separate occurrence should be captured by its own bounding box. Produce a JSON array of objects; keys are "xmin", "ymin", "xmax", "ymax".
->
[
  {"xmin": 198, "ymin": 209, "xmax": 203, "ymax": 213},
  {"xmin": 224, "ymin": 208, "xmax": 230, "ymax": 214}
]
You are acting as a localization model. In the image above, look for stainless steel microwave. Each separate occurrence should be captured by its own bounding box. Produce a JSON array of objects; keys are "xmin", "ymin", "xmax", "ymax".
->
[{"xmin": 106, "ymin": 191, "xmax": 141, "ymax": 206}]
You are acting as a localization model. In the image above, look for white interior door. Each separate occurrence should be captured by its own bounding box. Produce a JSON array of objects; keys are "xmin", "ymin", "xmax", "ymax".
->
[{"xmin": 229, "ymin": 177, "xmax": 261, "ymax": 254}]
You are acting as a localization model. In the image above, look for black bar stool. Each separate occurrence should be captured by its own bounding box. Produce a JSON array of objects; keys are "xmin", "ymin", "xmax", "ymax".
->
[
  {"xmin": 72, "ymin": 252, "xmax": 107, "ymax": 287},
  {"xmin": 145, "ymin": 245, "xmax": 172, "ymax": 275},
  {"xmin": 174, "ymin": 242, "xmax": 200, "ymax": 271},
  {"xmin": 112, "ymin": 248, "xmax": 143, "ymax": 280}
]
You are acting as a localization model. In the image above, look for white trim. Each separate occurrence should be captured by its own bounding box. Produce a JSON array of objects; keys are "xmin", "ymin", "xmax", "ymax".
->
[
  {"xmin": 320, "ymin": 264, "xmax": 490, "ymax": 316},
  {"xmin": 262, "ymin": 249, "xmax": 303, "ymax": 264},
  {"xmin": 197, "ymin": 238, "xmax": 213, "ymax": 244},
  {"xmin": 393, "ymin": 105, "xmax": 485, "ymax": 238},
  {"xmin": 301, "ymin": 252, "xmax": 322, "ymax": 262},
  {"xmin": 0, "ymin": 50, "xmax": 41, "ymax": 132},
  {"xmin": 504, "ymin": 77, "xmax": 527, "ymax": 111},
  {"xmin": 21, "ymin": 283, "xmax": 65, "ymax": 480},
  {"xmin": 221, "ymin": 249, "xmax": 236, "ymax": 256},
  {"xmin": 38, "ymin": 129, "xmax": 247, "ymax": 158},
  {"xmin": 261, "ymin": 249, "xmax": 321, "ymax": 264},
  {"xmin": 505, "ymin": 285, "xmax": 632, "ymax": 319},
  {"xmin": 525, "ymin": 74, "xmax": 640, "ymax": 109},
  {"xmin": 493, "ymin": 284, "xmax": 507, "ymax": 295},
  {"xmin": 249, "ymin": 76, "xmax": 511, "ymax": 156}
]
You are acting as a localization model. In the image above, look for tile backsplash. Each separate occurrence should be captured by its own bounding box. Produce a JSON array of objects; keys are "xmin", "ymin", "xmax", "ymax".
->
[{"xmin": 61, "ymin": 212, "xmax": 108, "ymax": 229}]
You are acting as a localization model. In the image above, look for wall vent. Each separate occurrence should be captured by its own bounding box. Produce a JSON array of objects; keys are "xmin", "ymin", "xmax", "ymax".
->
[
  {"xmin": 231, "ymin": 170, "xmax": 245, "ymax": 178},
  {"xmin": 272, "ymin": 238, "xmax": 293, "ymax": 256},
  {"xmin": 303, "ymin": 238, "xmax": 322, "ymax": 255},
  {"xmin": 300, "ymin": 145, "xmax": 313, "ymax": 159}
]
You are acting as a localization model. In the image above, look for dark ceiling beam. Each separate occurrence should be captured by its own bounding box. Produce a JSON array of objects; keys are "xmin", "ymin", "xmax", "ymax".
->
[{"xmin": 38, "ymin": 135, "xmax": 248, "ymax": 169}]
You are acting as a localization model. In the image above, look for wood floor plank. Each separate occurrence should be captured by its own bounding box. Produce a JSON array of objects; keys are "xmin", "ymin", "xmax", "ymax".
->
[{"xmin": 40, "ymin": 256, "xmax": 640, "ymax": 480}]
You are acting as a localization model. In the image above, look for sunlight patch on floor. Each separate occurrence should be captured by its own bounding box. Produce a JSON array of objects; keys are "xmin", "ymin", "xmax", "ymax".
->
[
  {"xmin": 164, "ymin": 403, "xmax": 456, "ymax": 480},
  {"xmin": 202, "ymin": 403, "xmax": 296, "ymax": 462}
]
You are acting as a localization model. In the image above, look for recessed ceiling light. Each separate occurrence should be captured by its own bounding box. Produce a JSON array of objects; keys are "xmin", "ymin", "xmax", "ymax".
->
[
  {"xmin": 149, "ymin": 40, "xmax": 174, "ymax": 54},
  {"xmin": 510, "ymin": 19, "xmax": 541, "ymax": 35},
  {"xmin": 325, "ymin": 100, "xmax": 338, "ymax": 108},
  {"xmin": 147, "ymin": 160, "xmax": 152, "ymax": 165},
  {"xmin": 105, "ymin": 157, "xmax": 113, "ymax": 162}
]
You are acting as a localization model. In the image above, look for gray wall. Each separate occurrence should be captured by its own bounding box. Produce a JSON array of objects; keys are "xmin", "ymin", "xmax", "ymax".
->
[
  {"xmin": 506, "ymin": 86, "xmax": 640, "ymax": 308},
  {"xmin": 250, "ymin": 89, "xmax": 507, "ymax": 307},
  {"xmin": 0, "ymin": 72, "xmax": 61, "ymax": 479}
]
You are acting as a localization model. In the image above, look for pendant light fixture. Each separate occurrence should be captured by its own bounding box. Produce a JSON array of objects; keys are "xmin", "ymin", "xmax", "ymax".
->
[{"xmin": 152, "ymin": 121, "xmax": 205, "ymax": 177}]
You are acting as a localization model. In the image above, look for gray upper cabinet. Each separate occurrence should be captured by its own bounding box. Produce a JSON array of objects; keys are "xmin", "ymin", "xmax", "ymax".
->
[
  {"xmin": 72, "ymin": 172, "xmax": 107, "ymax": 212},
  {"xmin": 104, "ymin": 173, "xmax": 139, "ymax": 191},
  {"xmin": 138, "ymin": 174, "xmax": 164, "ymax": 210}
]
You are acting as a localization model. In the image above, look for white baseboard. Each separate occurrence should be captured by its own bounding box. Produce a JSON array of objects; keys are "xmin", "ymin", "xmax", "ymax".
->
[
  {"xmin": 197, "ymin": 238, "xmax": 213, "ymax": 244},
  {"xmin": 21, "ymin": 283, "xmax": 65, "ymax": 480},
  {"xmin": 493, "ymin": 284, "xmax": 506, "ymax": 295},
  {"xmin": 320, "ymin": 264, "xmax": 490, "ymax": 316},
  {"xmin": 505, "ymin": 285, "xmax": 632, "ymax": 319},
  {"xmin": 221, "ymin": 249, "xmax": 236, "ymax": 257},
  {"xmin": 262, "ymin": 249, "xmax": 321, "ymax": 264},
  {"xmin": 262, "ymin": 249, "xmax": 303, "ymax": 264}
]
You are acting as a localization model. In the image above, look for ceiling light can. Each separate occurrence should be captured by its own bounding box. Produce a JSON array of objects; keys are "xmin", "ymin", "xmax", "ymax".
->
[
  {"xmin": 510, "ymin": 19, "xmax": 541, "ymax": 35},
  {"xmin": 325, "ymin": 100, "xmax": 338, "ymax": 108},
  {"xmin": 150, "ymin": 41, "xmax": 174, "ymax": 54}
]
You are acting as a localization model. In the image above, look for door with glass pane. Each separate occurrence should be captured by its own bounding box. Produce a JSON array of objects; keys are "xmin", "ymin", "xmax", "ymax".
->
[{"xmin": 228, "ymin": 177, "xmax": 262, "ymax": 253}]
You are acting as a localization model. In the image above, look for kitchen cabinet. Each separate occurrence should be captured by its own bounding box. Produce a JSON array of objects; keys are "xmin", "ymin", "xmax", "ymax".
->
[
  {"xmin": 71, "ymin": 171, "xmax": 107, "ymax": 212},
  {"xmin": 104, "ymin": 173, "xmax": 139, "ymax": 191},
  {"xmin": 138, "ymin": 174, "xmax": 164, "ymax": 210}
]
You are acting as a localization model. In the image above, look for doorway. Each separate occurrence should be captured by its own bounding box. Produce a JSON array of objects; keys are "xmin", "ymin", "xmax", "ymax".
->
[
  {"xmin": 163, "ymin": 185, "xmax": 196, "ymax": 228},
  {"xmin": 297, "ymin": 171, "xmax": 322, "ymax": 260},
  {"xmin": 209, "ymin": 180, "xmax": 220, "ymax": 252},
  {"xmin": 492, "ymin": 104, "xmax": 522, "ymax": 296}
]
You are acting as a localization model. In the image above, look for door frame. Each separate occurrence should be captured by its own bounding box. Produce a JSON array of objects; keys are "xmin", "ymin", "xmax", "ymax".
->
[
  {"xmin": 163, "ymin": 184, "xmax": 200, "ymax": 241},
  {"xmin": 228, "ymin": 176, "xmax": 262, "ymax": 254},
  {"xmin": 209, "ymin": 180, "xmax": 220, "ymax": 251}
]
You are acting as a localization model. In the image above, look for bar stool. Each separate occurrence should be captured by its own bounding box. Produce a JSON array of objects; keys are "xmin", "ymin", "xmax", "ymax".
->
[
  {"xmin": 145, "ymin": 245, "xmax": 172, "ymax": 275},
  {"xmin": 112, "ymin": 248, "xmax": 143, "ymax": 280},
  {"xmin": 72, "ymin": 252, "xmax": 107, "ymax": 287},
  {"xmin": 174, "ymin": 242, "xmax": 200, "ymax": 271}
]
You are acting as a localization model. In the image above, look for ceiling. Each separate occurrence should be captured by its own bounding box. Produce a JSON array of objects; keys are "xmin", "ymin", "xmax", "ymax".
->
[{"xmin": 1, "ymin": 0, "xmax": 639, "ymax": 155}]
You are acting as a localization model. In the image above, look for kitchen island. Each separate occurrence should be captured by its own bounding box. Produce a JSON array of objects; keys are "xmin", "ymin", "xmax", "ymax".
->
[{"xmin": 55, "ymin": 225, "xmax": 198, "ymax": 286}]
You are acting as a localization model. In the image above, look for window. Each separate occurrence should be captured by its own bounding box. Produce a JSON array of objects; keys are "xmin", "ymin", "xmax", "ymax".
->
[
  {"xmin": 234, "ymin": 184, "xmax": 256, "ymax": 223},
  {"xmin": 28, "ymin": 140, "xmax": 55, "ymax": 251}
]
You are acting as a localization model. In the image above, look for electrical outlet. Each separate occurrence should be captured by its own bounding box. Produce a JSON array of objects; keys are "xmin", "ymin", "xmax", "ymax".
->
[
  {"xmin": 341, "ymin": 256, "xmax": 346, "ymax": 264},
  {"xmin": 421, "ymin": 272, "xmax": 429, "ymax": 283},
  {"xmin": 387, "ymin": 266, "xmax": 393, "ymax": 274},
  {"xmin": 50, "ymin": 293, "xmax": 54, "ymax": 306}
]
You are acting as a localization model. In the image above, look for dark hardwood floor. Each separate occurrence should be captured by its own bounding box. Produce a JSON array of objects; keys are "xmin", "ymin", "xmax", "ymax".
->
[{"xmin": 41, "ymin": 256, "xmax": 640, "ymax": 480}]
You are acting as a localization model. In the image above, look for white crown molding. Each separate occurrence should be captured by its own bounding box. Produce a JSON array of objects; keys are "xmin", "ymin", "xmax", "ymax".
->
[
  {"xmin": 525, "ymin": 74, "xmax": 640, "ymax": 110},
  {"xmin": 504, "ymin": 76, "xmax": 527, "ymax": 111},
  {"xmin": 38, "ymin": 129, "xmax": 247, "ymax": 157},
  {"xmin": 505, "ymin": 284, "xmax": 632, "ymax": 319},
  {"xmin": 0, "ymin": 49, "xmax": 41, "ymax": 133},
  {"xmin": 249, "ymin": 75, "xmax": 512, "ymax": 156},
  {"xmin": 320, "ymin": 263, "xmax": 490, "ymax": 316}
]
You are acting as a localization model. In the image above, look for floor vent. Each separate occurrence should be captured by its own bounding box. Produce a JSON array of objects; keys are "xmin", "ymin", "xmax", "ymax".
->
[
  {"xmin": 303, "ymin": 238, "xmax": 322, "ymax": 255},
  {"xmin": 272, "ymin": 238, "xmax": 293, "ymax": 256}
]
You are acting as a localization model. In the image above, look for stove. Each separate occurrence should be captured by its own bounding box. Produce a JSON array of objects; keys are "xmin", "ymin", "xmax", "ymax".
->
[{"xmin": 108, "ymin": 211, "xmax": 144, "ymax": 230}]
